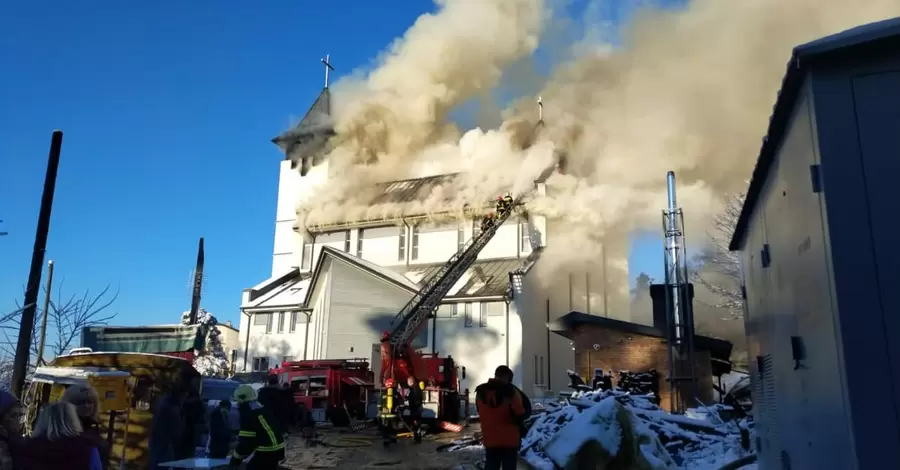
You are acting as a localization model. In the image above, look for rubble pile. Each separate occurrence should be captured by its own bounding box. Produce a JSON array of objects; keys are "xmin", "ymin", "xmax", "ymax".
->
[{"xmin": 519, "ymin": 390, "xmax": 754, "ymax": 470}]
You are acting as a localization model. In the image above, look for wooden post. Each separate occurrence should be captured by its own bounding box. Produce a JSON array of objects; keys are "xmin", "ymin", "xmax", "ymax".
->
[{"xmin": 12, "ymin": 130, "xmax": 63, "ymax": 398}]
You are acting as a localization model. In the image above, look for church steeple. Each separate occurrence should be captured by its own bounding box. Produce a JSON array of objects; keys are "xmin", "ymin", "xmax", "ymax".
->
[{"xmin": 271, "ymin": 55, "xmax": 338, "ymax": 175}]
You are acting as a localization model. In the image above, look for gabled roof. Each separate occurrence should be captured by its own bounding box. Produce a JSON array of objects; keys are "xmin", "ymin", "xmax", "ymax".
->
[
  {"xmin": 302, "ymin": 246, "xmax": 420, "ymax": 307},
  {"xmin": 242, "ymin": 268, "xmax": 312, "ymax": 311},
  {"xmin": 729, "ymin": 17, "xmax": 900, "ymax": 251}
]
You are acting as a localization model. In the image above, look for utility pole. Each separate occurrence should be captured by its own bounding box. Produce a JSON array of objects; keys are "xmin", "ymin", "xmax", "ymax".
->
[
  {"xmin": 12, "ymin": 130, "xmax": 63, "ymax": 398},
  {"xmin": 188, "ymin": 237, "xmax": 205, "ymax": 324},
  {"xmin": 35, "ymin": 260, "xmax": 55, "ymax": 366}
]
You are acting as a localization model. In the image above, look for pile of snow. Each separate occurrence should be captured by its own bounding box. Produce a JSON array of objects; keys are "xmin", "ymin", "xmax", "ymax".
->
[{"xmin": 520, "ymin": 389, "xmax": 753, "ymax": 470}]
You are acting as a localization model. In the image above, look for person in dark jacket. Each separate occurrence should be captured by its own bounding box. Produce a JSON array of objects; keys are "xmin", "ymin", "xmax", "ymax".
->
[
  {"xmin": 257, "ymin": 374, "xmax": 289, "ymax": 436},
  {"xmin": 16, "ymin": 402, "xmax": 102, "ymax": 470},
  {"xmin": 404, "ymin": 376, "xmax": 424, "ymax": 443},
  {"xmin": 208, "ymin": 400, "xmax": 233, "ymax": 459},
  {"xmin": 230, "ymin": 385, "xmax": 285, "ymax": 470},
  {"xmin": 476, "ymin": 365, "xmax": 527, "ymax": 470},
  {"xmin": 177, "ymin": 376, "xmax": 205, "ymax": 459},
  {"xmin": 61, "ymin": 384, "xmax": 110, "ymax": 470},
  {"xmin": 0, "ymin": 390, "xmax": 22, "ymax": 470},
  {"xmin": 147, "ymin": 386, "xmax": 187, "ymax": 470}
]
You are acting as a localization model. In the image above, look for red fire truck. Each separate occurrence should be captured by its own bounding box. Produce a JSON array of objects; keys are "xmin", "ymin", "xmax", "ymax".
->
[{"xmin": 270, "ymin": 358, "xmax": 374, "ymax": 425}]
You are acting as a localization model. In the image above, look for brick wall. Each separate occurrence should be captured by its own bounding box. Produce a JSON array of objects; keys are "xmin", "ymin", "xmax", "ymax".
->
[{"xmin": 572, "ymin": 325, "xmax": 715, "ymax": 411}]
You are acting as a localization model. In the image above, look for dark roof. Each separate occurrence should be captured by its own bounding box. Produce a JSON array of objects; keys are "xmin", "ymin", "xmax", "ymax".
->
[
  {"xmin": 729, "ymin": 17, "xmax": 900, "ymax": 251},
  {"xmin": 272, "ymin": 87, "xmax": 334, "ymax": 152},
  {"xmin": 400, "ymin": 257, "xmax": 526, "ymax": 298},
  {"xmin": 371, "ymin": 173, "xmax": 461, "ymax": 205},
  {"xmin": 551, "ymin": 311, "xmax": 734, "ymax": 372}
]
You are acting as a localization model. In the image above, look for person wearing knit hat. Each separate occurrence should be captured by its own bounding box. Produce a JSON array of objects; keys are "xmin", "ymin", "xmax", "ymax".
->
[
  {"xmin": 0, "ymin": 390, "xmax": 22, "ymax": 470},
  {"xmin": 229, "ymin": 385, "xmax": 284, "ymax": 469}
]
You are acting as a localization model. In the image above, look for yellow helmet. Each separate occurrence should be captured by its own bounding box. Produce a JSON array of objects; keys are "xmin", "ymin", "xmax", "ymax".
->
[{"xmin": 233, "ymin": 384, "xmax": 257, "ymax": 404}]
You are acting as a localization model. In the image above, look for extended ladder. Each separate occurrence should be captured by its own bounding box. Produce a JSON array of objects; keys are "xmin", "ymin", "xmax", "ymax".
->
[{"xmin": 388, "ymin": 200, "xmax": 518, "ymax": 348}]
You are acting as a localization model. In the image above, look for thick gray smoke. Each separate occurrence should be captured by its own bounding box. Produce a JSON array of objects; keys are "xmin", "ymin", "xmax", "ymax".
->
[{"xmin": 297, "ymin": 0, "xmax": 900, "ymax": 307}]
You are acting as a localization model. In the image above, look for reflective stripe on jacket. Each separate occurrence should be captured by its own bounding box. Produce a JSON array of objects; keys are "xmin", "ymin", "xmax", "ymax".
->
[{"xmin": 233, "ymin": 401, "xmax": 286, "ymax": 460}]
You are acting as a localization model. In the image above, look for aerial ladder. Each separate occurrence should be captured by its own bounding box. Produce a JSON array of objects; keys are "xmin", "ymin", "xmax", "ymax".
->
[{"xmin": 378, "ymin": 195, "xmax": 518, "ymax": 428}]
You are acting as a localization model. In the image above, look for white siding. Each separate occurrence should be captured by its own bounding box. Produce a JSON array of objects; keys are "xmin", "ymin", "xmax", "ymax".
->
[
  {"xmin": 409, "ymin": 223, "xmax": 458, "ymax": 265},
  {"xmin": 432, "ymin": 301, "xmax": 522, "ymax": 397},
  {"xmin": 477, "ymin": 219, "xmax": 519, "ymax": 260},
  {"xmin": 359, "ymin": 226, "xmax": 404, "ymax": 267},
  {"xmin": 239, "ymin": 310, "xmax": 316, "ymax": 372},
  {"xmin": 271, "ymin": 160, "xmax": 329, "ymax": 276}
]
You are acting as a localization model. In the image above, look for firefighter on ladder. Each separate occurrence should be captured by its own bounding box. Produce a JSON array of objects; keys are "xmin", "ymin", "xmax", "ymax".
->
[
  {"xmin": 229, "ymin": 385, "xmax": 286, "ymax": 470},
  {"xmin": 496, "ymin": 193, "xmax": 513, "ymax": 216}
]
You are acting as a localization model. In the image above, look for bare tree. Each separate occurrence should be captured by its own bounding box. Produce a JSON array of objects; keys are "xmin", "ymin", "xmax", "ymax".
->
[
  {"xmin": 693, "ymin": 193, "xmax": 745, "ymax": 320},
  {"xmin": 2, "ymin": 281, "xmax": 118, "ymax": 364}
]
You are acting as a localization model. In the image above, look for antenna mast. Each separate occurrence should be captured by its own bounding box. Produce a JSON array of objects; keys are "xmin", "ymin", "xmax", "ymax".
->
[{"xmin": 661, "ymin": 171, "xmax": 697, "ymax": 412}]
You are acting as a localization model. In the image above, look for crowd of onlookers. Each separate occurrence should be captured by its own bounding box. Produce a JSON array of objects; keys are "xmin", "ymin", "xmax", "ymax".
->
[{"xmin": 0, "ymin": 385, "xmax": 109, "ymax": 470}]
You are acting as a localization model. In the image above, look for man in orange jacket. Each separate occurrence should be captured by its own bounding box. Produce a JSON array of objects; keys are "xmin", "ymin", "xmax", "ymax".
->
[{"xmin": 476, "ymin": 365, "xmax": 527, "ymax": 470}]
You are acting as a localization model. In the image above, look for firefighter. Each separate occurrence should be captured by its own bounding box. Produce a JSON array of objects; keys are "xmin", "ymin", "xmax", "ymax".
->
[
  {"xmin": 379, "ymin": 378, "xmax": 400, "ymax": 447},
  {"xmin": 404, "ymin": 376, "xmax": 424, "ymax": 444},
  {"xmin": 496, "ymin": 193, "xmax": 514, "ymax": 215},
  {"xmin": 480, "ymin": 213, "xmax": 495, "ymax": 233},
  {"xmin": 229, "ymin": 384, "xmax": 286, "ymax": 470}
]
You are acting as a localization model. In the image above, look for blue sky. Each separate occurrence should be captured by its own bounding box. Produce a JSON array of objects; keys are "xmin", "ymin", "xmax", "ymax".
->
[{"xmin": 1, "ymin": 1, "xmax": 665, "ymax": 328}]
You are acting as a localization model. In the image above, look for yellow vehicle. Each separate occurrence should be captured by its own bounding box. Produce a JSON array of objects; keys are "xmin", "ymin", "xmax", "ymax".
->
[{"xmin": 26, "ymin": 352, "xmax": 201, "ymax": 470}]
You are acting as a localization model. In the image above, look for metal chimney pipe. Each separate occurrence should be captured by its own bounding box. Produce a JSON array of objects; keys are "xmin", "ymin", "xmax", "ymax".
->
[{"xmin": 666, "ymin": 171, "xmax": 677, "ymax": 211}]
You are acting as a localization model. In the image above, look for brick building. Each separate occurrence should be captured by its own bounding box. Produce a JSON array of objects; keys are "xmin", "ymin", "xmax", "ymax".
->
[{"xmin": 551, "ymin": 311, "xmax": 733, "ymax": 411}]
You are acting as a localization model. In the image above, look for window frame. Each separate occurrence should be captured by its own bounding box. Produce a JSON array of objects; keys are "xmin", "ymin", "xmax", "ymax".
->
[
  {"xmin": 464, "ymin": 303, "xmax": 473, "ymax": 327},
  {"xmin": 457, "ymin": 223, "xmax": 465, "ymax": 252},
  {"xmin": 356, "ymin": 229, "xmax": 364, "ymax": 257},
  {"xmin": 398, "ymin": 225, "xmax": 407, "ymax": 262},
  {"xmin": 519, "ymin": 218, "xmax": 531, "ymax": 252},
  {"xmin": 411, "ymin": 225, "xmax": 420, "ymax": 261},
  {"xmin": 478, "ymin": 303, "xmax": 488, "ymax": 327},
  {"xmin": 277, "ymin": 312, "xmax": 285, "ymax": 333},
  {"xmin": 252, "ymin": 357, "xmax": 270, "ymax": 372},
  {"xmin": 344, "ymin": 230, "xmax": 351, "ymax": 252},
  {"xmin": 301, "ymin": 240, "xmax": 313, "ymax": 270}
]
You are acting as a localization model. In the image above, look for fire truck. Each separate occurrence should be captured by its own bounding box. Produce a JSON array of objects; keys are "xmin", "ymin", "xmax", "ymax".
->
[
  {"xmin": 269, "ymin": 358, "xmax": 374, "ymax": 425},
  {"xmin": 378, "ymin": 194, "xmax": 517, "ymax": 432}
]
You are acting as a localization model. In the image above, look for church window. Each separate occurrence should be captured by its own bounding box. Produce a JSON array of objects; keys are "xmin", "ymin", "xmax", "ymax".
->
[
  {"xmin": 472, "ymin": 218, "xmax": 482, "ymax": 239},
  {"xmin": 411, "ymin": 225, "xmax": 420, "ymax": 260},
  {"xmin": 519, "ymin": 218, "xmax": 532, "ymax": 253},
  {"xmin": 464, "ymin": 303, "xmax": 473, "ymax": 327},
  {"xmin": 277, "ymin": 312, "xmax": 285, "ymax": 333},
  {"xmin": 344, "ymin": 230, "xmax": 351, "ymax": 252},
  {"xmin": 357, "ymin": 229, "xmax": 365, "ymax": 257},
  {"xmin": 398, "ymin": 225, "xmax": 407, "ymax": 261},
  {"xmin": 450, "ymin": 304, "xmax": 459, "ymax": 317},
  {"xmin": 252, "ymin": 357, "xmax": 269, "ymax": 372},
  {"xmin": 301, "ymin": 241, "xmax": 313, "ymax": 270},
  {"xmin": 478, "ymin": 303, "xmax": 488, "ymax": 327},
  {"xmin": 254, "ymin": 313, "xmax": 273, "ymax": 334},
  {"xmin": 457, "ymin": 223, "xmax": 465, "ymax": 252}
]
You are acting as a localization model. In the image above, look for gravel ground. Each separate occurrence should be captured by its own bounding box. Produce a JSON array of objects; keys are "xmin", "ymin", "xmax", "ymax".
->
[{"xmin": 282, "ymin": 427, "xmax": 485, "ymax": 469}]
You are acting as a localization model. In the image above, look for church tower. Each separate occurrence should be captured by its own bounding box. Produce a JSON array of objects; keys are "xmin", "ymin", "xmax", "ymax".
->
[{"xmin": 269, "ymin": 56, "xmax": 337, "ymax": 275}]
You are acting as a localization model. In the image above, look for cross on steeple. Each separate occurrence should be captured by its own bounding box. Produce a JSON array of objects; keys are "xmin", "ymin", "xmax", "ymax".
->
[
  {"xmin": 537, "ymin": 96, "xmax": 543, "ymax": 121},
  {"xmin": 321, "ymin": 54, "xmax": 335, "ymax": 89}
]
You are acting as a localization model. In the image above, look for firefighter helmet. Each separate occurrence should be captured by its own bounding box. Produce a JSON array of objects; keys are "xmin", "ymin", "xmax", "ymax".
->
[
  {"xmin": 385, "ymin": 378, "xmax": 395, "ymax": 388},
  {"xmin": 233, "ymin": 384, "xmax": 257, "ymax": 404}
]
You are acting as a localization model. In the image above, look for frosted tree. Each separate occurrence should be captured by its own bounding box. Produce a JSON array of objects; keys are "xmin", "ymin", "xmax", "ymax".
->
[
  {"xmin": 693, "ymin": 193, "xmax": 745, "ymax": 320},
  {"xmin": 182, "ymin": 308, "xmax": 229, "ymax": 377}
]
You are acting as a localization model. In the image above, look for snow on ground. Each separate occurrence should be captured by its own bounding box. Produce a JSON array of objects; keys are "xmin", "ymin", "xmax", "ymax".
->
[{"xmin": 519, "ymin": 390, "xmax": 754, "ymax": 470}]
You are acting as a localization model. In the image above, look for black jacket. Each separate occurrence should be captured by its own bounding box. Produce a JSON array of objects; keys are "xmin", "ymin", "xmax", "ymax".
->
[
  {"xmin": 232, "ymin": 402, "xmax": 285, "ymax": 463},
  {"xmin": 405, "ymin": 385, "xmax": 423, "ymax": 414}
]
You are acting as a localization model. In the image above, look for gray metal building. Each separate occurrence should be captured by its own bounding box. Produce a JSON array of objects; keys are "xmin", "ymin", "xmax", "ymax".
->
[{"xmin": 729, "ymin": 17, "xmax": 900, "ymax": 470}]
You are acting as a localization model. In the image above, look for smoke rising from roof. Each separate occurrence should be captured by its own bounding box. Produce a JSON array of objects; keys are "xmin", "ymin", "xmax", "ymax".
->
[{"xmin": 297, "ymin": 0, "xmax": 900, "ymax": 312}]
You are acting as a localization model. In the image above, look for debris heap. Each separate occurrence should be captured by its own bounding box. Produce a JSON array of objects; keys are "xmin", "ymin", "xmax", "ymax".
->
[{"xmin": 520, "ymin": 390, "xmax": 753, "ymax": 470}]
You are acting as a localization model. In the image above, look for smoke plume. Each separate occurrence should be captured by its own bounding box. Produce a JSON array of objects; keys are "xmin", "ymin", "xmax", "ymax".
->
[{"xmin": 298, "ymin": 0, "xmax": 900, "ymax": 316}]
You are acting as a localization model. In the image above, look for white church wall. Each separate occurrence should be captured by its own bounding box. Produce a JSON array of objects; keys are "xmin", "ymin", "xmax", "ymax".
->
[
  {"xmin": 313, "ymin": 231, "xmax": 349, "ymax": 266},
  {"xmin": 410, "ymin": 223, "xmax": 459, "ymax": 265},
  {"xmin": 432, "ymin": 301, "xmax": 522, "ymax": 398},
  {"xmin": 358, "ymin": 225, "xmax": 404, "ymax": 267},
  {"xmin": 272, "ymin": 160, "xmax": 329, "ymax": 275},
  {"xmin": 476, "ymin": 219, "xmax": 519, "ymax": 260},
  {"xmin": 321, "ymin": 260, "xmax": 422, "ymax": 359},
  {"xmin": 239, "ymin": 310, "xmax": 316, "ymax": 372}
]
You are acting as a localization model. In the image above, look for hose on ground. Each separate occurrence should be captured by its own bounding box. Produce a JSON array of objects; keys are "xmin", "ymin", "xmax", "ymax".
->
[{"xmin": 715, "ymin": 453, "xmax": 758, "ymax": 470}]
